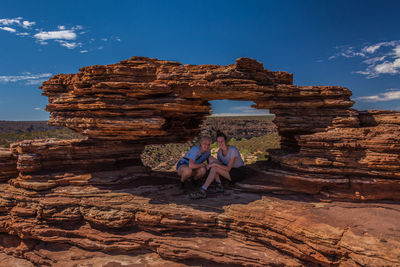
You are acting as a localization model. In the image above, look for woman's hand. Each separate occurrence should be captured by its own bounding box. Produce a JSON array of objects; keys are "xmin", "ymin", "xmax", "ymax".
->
[
  {"xmin": 206, "ymin": 163, "xmax": 216, "ymax": 170},
  {"xmin": 206, "ymin": 163, "xmax": 214, "ymax": 171}
]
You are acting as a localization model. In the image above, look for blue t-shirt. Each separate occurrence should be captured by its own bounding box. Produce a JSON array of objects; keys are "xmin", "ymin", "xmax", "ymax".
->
[
  {"xmin": 217, "ymin": 146, "xmax": 245, "ymax": 168},
  {"xmin": 176, "ymin": 145, "xmax": 210, "ymax": 169}
]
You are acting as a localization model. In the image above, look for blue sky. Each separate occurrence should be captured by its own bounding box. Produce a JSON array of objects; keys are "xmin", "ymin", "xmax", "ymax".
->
[{"xmin": 0, "ymin": 0, "xmax": 399, "ymax": 120}]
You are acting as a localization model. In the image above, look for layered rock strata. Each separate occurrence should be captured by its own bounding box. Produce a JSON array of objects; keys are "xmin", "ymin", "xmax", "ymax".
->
[
  {"xmin": 1, "ymin": 57, "xmax": 400, "ymax": 265},
  {"xmin": 36, "ymin": 56, "xmax": 400, "ymax": 200},
  {"xmin": 41, "ymin": 57, "xmax": 293, "ymax": 143},
  {"xmin": 41, "ymin": 57, "xmax": 355, "ymax": 152},
  {"xmin": 263, "ymin": 110, "xmax": 400, "ymax": 200},
  {"xmin": 9, "ymin": 138, "xmax": 148, "ymax": 191},
  {"xmin": 0, "ymin": 148, "xmax": 17, "ymax": 182},
  {"xmin": 0, "ymin": 183, "xmax": 399, "ymax": 266}
]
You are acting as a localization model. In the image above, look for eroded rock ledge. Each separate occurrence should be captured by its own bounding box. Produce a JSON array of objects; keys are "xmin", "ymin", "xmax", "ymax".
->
[
  {"xmin": 0, "ymin": 182, "xmax": 399, "ymax": 266},
  {"xmin": 0, "ymin": 148, "xmax": 17, "ymax": 182},
  {"xmin": 26, "ymin": 56, "xmax": 400, "ymax": 200},
  {"xmin": 0, "ymin": 57, "xmax": 399, "ymax": 266}
]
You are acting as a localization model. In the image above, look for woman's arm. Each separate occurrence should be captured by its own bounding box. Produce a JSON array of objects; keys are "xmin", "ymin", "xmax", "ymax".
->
[
  {"xmin": 188, "ymin": 159, "xmax": 205, "ymax": 169},
  {"xmin": 208, "ymin": 155, "xmax": 219, "ymax": 163},
  {"xmin": 206, "ymin": 156, "xmax": 220, "ymax": 170},
  {"xmin": 211, "ymin": 157, "xmax": 236, "ymax": 172}
]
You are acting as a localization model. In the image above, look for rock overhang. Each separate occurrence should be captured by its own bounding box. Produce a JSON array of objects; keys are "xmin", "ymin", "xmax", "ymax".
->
[
  {"xmin": 0, "ymin": 56, "xmax": 400, "ymax": 266},
  {"xmin": 4, "ymin": 56, "xmax": 400, "ymax": 201}
]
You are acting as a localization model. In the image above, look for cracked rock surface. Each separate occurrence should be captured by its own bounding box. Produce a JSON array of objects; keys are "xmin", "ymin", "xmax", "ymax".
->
[{"xmin": 0, "ymin": 180, "xmax": 399, "ymax": 266}]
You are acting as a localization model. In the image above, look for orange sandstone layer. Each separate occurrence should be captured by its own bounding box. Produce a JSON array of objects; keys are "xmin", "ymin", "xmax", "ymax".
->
[
  {"xmin": 0, "ymin": 182, "xmax": 399, "ymax": 266},
  {"xmin": 1, "ymin": 57, "xmax": 399, "ymax": 265},
  {"xmin": 0, "ymin": 148, "xmax": 17, "ymax": 182}
]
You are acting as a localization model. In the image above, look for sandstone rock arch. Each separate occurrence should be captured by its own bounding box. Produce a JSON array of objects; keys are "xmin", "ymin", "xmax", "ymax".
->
[
  {"xmin": 0, "ymin": 56, "xmax": 397, "ymax": 201},
  {"xmin": 40, "ymin": 56, "xmax": 354, "ymax": 151},
  {"xmin": 21, "ymin": 56, "xmax": 394, "ymax": 201},
  {"xmin": 1, "ymin": 57, "xmax": 400, "ymax": 266}
]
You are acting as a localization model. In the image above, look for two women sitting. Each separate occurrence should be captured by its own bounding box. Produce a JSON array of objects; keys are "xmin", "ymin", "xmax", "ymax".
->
[{"xmin": 176, "ymin": 131, "xmax": 245, "ymax": 199}]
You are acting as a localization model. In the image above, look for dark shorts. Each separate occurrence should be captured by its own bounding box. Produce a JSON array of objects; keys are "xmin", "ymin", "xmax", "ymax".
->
[
  {"xmin": 229, "ymin": 166, "xmax": 246, "ymax": 183},
  {"xmin": 176, "ymin": 158, "xmax": 188, "ymax": 170}
]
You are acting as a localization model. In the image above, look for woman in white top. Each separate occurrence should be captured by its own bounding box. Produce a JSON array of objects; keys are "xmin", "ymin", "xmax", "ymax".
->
[{"xmin": 190, "ymin": 131, "xmax": 245, "ymax": 199}]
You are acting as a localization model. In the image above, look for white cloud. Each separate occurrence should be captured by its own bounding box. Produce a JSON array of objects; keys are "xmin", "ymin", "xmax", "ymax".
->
[
  {"xmin": 0, "ymin": 26, "xmax": 16, "ymax": 32},
  {"xmin": 0, "ymin": 17, "xmax": 22, "ymax": 26},
  {"xmin": 363, "ymin": 44, "xmax": 382, "ymax": 54},
  {"xmin": 333, "ymin": 40, "xmax": 400, "ymax": 78},
  {"xmin": 329, "ymin": 46, "xmax": 366, "ymax": 60},
  {"xmin": 0, "ymin": 73, "xmax": 52, "ymax": 85},
  {"xmin": 356, "ymin": 89, "xmax": 400, "ymax": 102},
  {"xmin": 80, "ymin": 50, "xmax": 88, "ymax": 53},
  {"xmin": 62, "ymin": 42, "xmax": 81, "ymax": 49},
  {"xmin": 22, "ymin": 20, "xmax": 35, "ymax": 28},
  {"xmin": 25, "ymin": 79, "xmax": 48, "ymax": 85},
  {"xmin": 1, "ymin": 16, "xmax": 119, "ymax": 51},
  {"xmin": 34, "ymin": 30, "xmax": 77, "ymax": 41},
  {"xmin": 362, "ymin": 56, "xmax": 386, "ymax": 65},
  {"xmin": 33, "ymin": 107, "xmax": 42, "ymax": 111},
  {"xmin": 0, "ymin": 17, "xmax": 35, "ymax": 30},
  {"xmin": 395, "ymin": 45, "xmax": 400, "ymax": 58},
  {"xmin": 56, "ymin": 40, "xmax": 82, "ymax": 49},
  {"xmin": 374, "ymin": 59, "xmax": 400, "ymax": 74},
  {"xmin": 33, "ymin": 28, "xmax": 88, "ymax": 49}
]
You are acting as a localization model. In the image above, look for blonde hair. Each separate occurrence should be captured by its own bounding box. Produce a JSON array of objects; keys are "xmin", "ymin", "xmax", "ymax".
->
[{"xmin": 199, "ymin": 135, "xmax": 211, "ymax": 143}]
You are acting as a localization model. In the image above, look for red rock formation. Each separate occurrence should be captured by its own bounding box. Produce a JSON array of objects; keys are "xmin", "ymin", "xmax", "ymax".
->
[
  {"xmin": 255, "ymin": 110, "xmax": 400, "ymax": 200},
  {"xmin": 1, "ymin": 57, "xmax": 400, "ymax": 266},
  {"xmin": 9, "ymin": 138, "xmax": 148, "ymax": 191},
  {"xmin": 0, "ymin": 148, "xmax": 17, "ymax": 182},
  {"xmin": 0, "ymin": 183, "xmax": 399, "ymax": 266},
  {"xmin": 41, "ymin": 57, "xmax": 292, "ymax": 142},
  {"xmin": 37, "ymin": 56, "xmax": 400, "ymax": 200}
]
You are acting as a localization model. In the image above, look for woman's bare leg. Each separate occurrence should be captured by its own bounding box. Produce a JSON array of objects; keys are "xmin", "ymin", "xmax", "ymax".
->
[
  {"xmin": 215, "ymin": 173, "xmax": 221, "ymax": 184},
  {"xmin": 207, "ymin": 157, "xmax": 223, "ymax": 183},
  {"xmin": 177, "ymin": 165, "xmax": 193, "ymax": 182},
  {"xmin": 215, "ymin": 168, "xmax": 231, "ymax": 181},
  {"xmin": 203, "ymin": 166, "xmax": 231, "ymax": 189},
  {"xmin": 193, "ymin": 165, "xmax": 207, "ymax": 180},
  {"xmin": 202, "ymin": 167, "xmax": 217, "ymax": 189}
]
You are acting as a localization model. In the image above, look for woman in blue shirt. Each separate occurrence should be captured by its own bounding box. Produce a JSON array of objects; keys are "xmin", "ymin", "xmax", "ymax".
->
[
  {"xmin": 176, "ymin": 136, "xmax": 212, "ymax": 191},
  {"xmin": 190, "ymin": 131, "xmax": 245, "ymax": 199}
]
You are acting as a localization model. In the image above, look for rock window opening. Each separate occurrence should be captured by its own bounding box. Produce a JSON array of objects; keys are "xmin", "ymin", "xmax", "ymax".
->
[{"xmin": 140, "ymin": 100, "xmax": 280, "ymax": 171}]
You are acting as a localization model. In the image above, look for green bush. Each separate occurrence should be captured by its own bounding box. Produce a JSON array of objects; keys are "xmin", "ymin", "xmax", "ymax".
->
[{"xmin": 0, "ymin": 128, "xmax": 82, "ymax": 148}]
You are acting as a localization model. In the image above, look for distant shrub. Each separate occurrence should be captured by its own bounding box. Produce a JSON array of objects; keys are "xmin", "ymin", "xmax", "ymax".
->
[{"xmin": 0, "ymin": 128, "xmax": 82, "ymax": 148}]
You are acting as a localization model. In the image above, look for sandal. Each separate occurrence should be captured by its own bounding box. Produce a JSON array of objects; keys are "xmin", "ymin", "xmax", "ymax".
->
[{"xmin": 189, "ymin": 188, "xmax": 207, "ymax": 199}]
